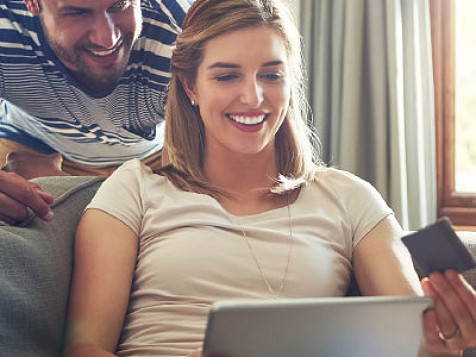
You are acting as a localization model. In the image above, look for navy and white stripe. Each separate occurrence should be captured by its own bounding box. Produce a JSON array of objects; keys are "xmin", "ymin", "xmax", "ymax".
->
[{"xmin": 0, "ymin": 0, "xmax": 192, "ymax": 167}]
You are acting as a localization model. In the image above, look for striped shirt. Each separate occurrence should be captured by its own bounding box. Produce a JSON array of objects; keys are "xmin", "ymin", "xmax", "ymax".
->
[{"xmin": 0, "ymin": 0, "xmax": 191, "ymax": 167}]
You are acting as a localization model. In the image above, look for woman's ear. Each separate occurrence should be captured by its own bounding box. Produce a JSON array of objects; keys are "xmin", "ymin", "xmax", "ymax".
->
[
  {"xmin": 24, "ymin": 0, "xmax": 40, "ymax": 15},
  {"xmin": 179, "ymin": 75, "xmax": 198, "ymax": 106}
]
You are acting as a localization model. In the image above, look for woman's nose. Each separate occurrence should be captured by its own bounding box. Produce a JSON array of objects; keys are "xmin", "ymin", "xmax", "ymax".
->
[{"xmin": 239, "ymin": 79, "xmax": 264, "ymax": 108}]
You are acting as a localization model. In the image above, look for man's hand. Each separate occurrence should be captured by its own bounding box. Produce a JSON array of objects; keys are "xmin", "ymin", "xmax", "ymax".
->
[
  {"xmin": 0, "ymin": 170, "xmax": 54, "ymax": 225},
  {"xmin": 4, "ymin": 151, "xmax": 67, "ymax": 179}
]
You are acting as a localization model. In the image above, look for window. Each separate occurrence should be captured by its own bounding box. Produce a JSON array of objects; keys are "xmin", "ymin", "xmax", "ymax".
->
[{"xmin": 431, "ymin": 0, "xmax": 476, "ymax": 228}]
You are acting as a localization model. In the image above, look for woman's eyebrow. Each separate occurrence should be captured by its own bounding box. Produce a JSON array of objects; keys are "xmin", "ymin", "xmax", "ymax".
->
[
  {"xmin": 207, "ymin": 60, "xmax": 283, "ymax": 70},
  {"xmin": 262, "ymin": 60, "xmax": 283, "ymax": 67},
  {"xmin": 207, "ymin": 62, "xmax": 240, "ymax": 70}
]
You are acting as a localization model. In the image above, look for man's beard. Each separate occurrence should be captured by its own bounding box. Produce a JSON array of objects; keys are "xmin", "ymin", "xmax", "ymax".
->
[{"xmin": 43, "ymin": 27, "xmax": 136, "ymax": 93}]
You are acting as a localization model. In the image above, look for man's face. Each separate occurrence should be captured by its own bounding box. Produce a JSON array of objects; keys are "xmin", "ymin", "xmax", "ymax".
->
[{"xmin": 35, "ymin": 0, "xmax": 142, "ymax": 92}]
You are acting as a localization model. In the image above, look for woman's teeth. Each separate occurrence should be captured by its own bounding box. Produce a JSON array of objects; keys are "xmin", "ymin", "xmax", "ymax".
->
[{"xmin": 227, "ymin": 114, "xmax": 266, "ymax": 125}]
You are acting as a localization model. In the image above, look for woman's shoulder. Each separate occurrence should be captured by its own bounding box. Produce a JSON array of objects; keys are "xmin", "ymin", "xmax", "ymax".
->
[
  {"xmin": 103, "ymin": 159, "xmax": 169, "ymax": 191},
  {"xmin": 312, "ymin": 166, "xmax": 373, "ymax": 189},
  {"xmin": 116, "ymin": 158, "xmax": 149, "ymax": 173},
  {"xmin": 114, "ymin": 159, "xmax": 165, "ymax": 179},
  {"xmin": 306, "ymin": 166, "xmax": 386, "ymax": 207}
]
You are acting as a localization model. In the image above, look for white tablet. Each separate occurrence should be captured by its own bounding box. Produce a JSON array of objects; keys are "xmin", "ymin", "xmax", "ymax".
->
[{"xmin": 203, "ymin": 296, "xmax": 432, "ymax": 357}]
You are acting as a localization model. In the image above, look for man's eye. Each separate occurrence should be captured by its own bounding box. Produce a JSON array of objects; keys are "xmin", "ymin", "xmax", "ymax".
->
[
  {"xmin": 109, "ymin": 0, "xmax": 131, "ymax": 11},
  {"xmin": 62, "ymin": 10, "xmax": 86, "ymax": 17},
  {"xmin": 216, "ymin": 74, "xmax": 239, "ymax": 82}
]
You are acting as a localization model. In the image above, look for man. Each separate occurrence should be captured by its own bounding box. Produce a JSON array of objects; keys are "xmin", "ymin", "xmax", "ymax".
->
[{"xmin": 0, "ymin": 0, "xmax": 191, "ymax": 224}]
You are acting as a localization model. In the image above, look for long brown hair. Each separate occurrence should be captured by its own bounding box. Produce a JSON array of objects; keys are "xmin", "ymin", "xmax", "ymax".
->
[{"xmin": 162, "ymin": 0, "xmax": 321, "ymax": 195}]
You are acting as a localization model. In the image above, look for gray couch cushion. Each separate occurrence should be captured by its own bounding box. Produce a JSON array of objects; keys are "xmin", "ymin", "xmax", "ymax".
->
[{"xmin": 0, "ymin": 176, "xmax": 104, "ymax": 357}]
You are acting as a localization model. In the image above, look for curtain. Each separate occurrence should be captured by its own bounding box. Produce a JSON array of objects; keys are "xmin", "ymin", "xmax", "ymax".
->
[{"xmin": 300, "ymin": 0, "xmax": 436, "ymax": 230}]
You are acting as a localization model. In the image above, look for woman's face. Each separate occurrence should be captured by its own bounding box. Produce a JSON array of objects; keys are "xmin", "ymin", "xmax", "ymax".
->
[{"xmin": 190, "ymin": 26, "xmax": 291, "ymax": 157}]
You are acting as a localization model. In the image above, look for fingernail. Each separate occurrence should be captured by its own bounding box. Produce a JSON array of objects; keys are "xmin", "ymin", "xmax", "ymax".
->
[
  {"xmin": 42, "ymin": 211, "xmax": 54, "ymax": 221},
  {"xmin": 421, "ymin": 278, "xmax": 433, "ymax": 295}
]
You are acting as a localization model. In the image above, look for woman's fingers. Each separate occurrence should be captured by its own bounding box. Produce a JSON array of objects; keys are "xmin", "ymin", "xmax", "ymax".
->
[
  {"xmin": 429, "ymin": 272, "xmax": 476, "ymax": 344},
  {"xmin": 446, "ymin": 270, "xmax": 476, "ymax": 321},
  {"xmin": 441, "ymin": 271, "xmax": 476, "ymax": 348},
  {"xmin": 421, "ymin": 271, "xmax": 476, "ymax": 354},
  {"xmin": 421, "ymin": 277, "xmax": 466, "ymax": 355},
  {"xmin": 422, "ymin": 308, "xmax": 464, "ymax": 355},
  {"xmin": 422, "ymin": 276, "xmax": 459, "ymax": 340},
  {"xmin": 422, "ymin": 308, "xmax": 456, "ymax": 354}
]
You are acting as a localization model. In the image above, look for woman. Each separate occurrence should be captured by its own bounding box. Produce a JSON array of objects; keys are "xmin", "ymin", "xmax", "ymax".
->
[{"xmin": 63, "ymin": 0, "xmax": 476, "ymax": 356}]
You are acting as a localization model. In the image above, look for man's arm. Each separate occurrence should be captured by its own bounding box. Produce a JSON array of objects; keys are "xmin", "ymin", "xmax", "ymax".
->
[
  {"xmin": 0, "ymin": 4, "xmax": 55, "ymax": 224},
  {"xmin": 3, "ymin": 151, "xmax": 67, "ymax": 179}
]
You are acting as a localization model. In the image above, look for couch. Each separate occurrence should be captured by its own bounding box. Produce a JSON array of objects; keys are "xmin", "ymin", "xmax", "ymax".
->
[{"xmin": 0, "ymin": 175, "xmax": 475, "ymax": 356}]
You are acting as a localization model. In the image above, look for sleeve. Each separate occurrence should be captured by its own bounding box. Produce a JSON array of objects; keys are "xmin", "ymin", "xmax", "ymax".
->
[
  {"xmin": 0, "ymin": 62, "xmax": 4, "ymax": 97},
  {"xmin": 330, "ymin": 170, "xmax": 394, "ymax": 248},
  {"xmin": 150, "ymin": 0, "xmax": 192, "ymax": 29},
  {"xmin": 161, "ymin": 0, "xmax": 193, "ymax": 27},
  {"xmin": 86, "ymin": 159, "xmax": 148, "ymax": 235},
  {"xmin": 0, "ymin": 3, "xmax": 12, "ymax": 96},
  {"xmin": 0, "ymin": 1, "xmax": 38, "ymax": 97}
]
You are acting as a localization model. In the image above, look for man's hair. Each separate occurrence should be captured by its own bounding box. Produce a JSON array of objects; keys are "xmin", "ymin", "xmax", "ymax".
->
[{"xmin": 162, "ymin": 0, "xmax": 322, "ymax": 195}]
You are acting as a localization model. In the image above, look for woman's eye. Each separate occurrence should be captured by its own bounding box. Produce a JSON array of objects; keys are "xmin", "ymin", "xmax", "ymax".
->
[
  {"xmin": 261, "ymin": 73, "xmax": 282, "ymax": 81},
  {"xmin": 216, "ymin": 74, "xmax": 239, "ymax": 82}
]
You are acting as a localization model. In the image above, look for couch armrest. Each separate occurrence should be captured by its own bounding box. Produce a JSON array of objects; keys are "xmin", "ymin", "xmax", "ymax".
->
[{"xmin": 0, "ymin": 176, "xmax": 104, "ymax": 357}]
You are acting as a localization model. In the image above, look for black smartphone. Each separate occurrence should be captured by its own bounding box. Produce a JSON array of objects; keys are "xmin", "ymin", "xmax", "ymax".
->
[{"xmin": 401, "ymin": 217, "xmax": 476, "ymax": 277}]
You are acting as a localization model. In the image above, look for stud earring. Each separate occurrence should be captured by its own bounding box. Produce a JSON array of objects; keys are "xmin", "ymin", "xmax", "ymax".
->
[{"xmin": 191, "ymin": 99, "xmax": 197, "ymax": 106}]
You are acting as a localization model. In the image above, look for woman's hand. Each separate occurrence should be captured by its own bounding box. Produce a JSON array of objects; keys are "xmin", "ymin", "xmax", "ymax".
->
[{"xmin": 420, "ymin": 270, "xmax": 476, "ymax": 356}]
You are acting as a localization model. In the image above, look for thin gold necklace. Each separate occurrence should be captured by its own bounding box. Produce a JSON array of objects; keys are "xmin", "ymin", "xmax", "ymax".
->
[{"xmin": 227, "ymin": 193, "xmax": 294, "ymax": 298}]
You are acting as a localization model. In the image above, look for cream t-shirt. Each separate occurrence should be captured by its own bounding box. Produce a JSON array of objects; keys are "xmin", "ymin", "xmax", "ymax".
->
[{"xmin": 86, "ymin": 159, "xmax": 393, "ymax": 357}]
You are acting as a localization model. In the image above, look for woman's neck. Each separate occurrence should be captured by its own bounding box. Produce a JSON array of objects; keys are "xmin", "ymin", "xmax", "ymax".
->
[
  {"xmin": 202, "ymin": 143, "xmax": 300, "ymax": 216},
  {"xmin": 203, "ymin": 145, "xmax": 279, "ymax": 198}
]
